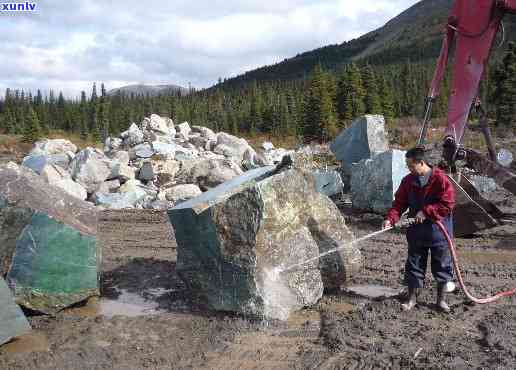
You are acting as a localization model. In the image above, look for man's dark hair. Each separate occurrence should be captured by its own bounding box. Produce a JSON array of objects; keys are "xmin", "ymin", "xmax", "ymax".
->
[{"xmin": 405, "ymin": 146, "xmax": 426, "ymax": 163}]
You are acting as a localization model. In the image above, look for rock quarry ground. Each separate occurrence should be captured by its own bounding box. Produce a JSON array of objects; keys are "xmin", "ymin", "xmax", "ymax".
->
[
  {"xmin": 0, "ymin": 126, "xmax": 515, "ymax": 369},
  {"xmin": 0, "ymin": 189, "xmax": 515, "ymax": 369}
]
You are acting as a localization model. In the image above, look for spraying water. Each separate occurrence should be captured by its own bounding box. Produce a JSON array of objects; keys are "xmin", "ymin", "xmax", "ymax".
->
[{"xmin": 276, "ymin": 226, "xmax": 393, "ymax": 274}]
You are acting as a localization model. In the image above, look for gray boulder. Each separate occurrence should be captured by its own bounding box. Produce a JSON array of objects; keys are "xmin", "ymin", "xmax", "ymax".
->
[
  {"xmin": 312, "ymin": 170, "xmax": 344, "ymax": 197},
  {"xmin": 104, "ymin": 137, "xmax": 123, "ymax": 153},
  {"xmin": 94, "ymin": 189, "xmax": 147, "ymax": 209},
  {"xmin": 262, "ymin": 148, "xmax": 291, "ymax": 165},
  {"xmin": 108, "ymin": 150, "xmax": 130, "ymax": 166},
  {"xmin": 131, "ymin": 143, "xmax": 154, "ymax": 159},
  {"xmin": 138, "ymin": 161, "xmax": 155, "ymax": 181},
  {"xmin": 189, "ymin": 136, "xmax": 210, "ymax": 151},
  {"xmin": 146, "ymin": 114, "xmax": 172, "ymax": 135},
  {"xmin": 350, "ymin": 150, "xmax": 409, "ymax": 213},
  {"xmin": 96, "ymin": 179, "xmax": 121, "ymax": 194},
  {"xmin": 215, "ymin": 132, "xmax": 253, "ymax": 162},
  {"xmin": 40, "ymin": 163, "xmax": 71, "ymax": 183},
  {"xmin": 262, "ymin": 141, "xmax": 275, "ymax": 151},
  {"xmin": 30, "ymin": 139, "xmax": 77, "ymax": 156},
  {"xmin": 0, "ymin": 277, "xmax": 31, "ymax": 346},
  {"xmin": 168, "ymin": 167, "xmax": 362, "ymax": 320},
  {"xmin": 111, "ymin": 163, "xmax": 136, "ymax": 183},
  {"xmin": 149, "ymin": 199, "xmax": 175, "ymax": 210},
  {"xmin": 177, "ymin": 122, "xmax": 191, "ymax": 137},
  {"xmin": 151, "ymin": 159, "xmax": 180, "ymax": 185},
  {"xmin": 0, "ymin": 163, "xmax": 99, "ymax": 314},
  {"xmin": 178, "ymin": 158, "xmax": 244, "ymax": 190},
  {"xmin": 191, "ymin": 125, "xmax": 216, "ymax": 141},
  {"xmin": 121, "ymin": 123, "xmax": 144, "ymax": 147},
  {"xmin": 69, "ymin": 148, "xmax": 112, "ymax": 193},
  {"xmin": 330, "ymin": 115, "xmax": 388, "ymax": 173},
  {"xmin": 152, "ymin": 141, "xmax": 178, "ymax": 159},
  {"xmin": 56, "ymin": 178, "xmax": 88, "ymax": 201},
  {"xmin": 22, "ymin": 153, "xmax": 70, "ymax": 174},
  {"xmin": 164, "ymin": 184, "xmax": 202, "ymax": 204}
]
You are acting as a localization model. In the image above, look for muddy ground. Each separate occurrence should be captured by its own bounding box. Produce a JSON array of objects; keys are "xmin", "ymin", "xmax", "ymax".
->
[{"xmin": 1, "ymin": 197, "xmax": 516, "ymax": 369}]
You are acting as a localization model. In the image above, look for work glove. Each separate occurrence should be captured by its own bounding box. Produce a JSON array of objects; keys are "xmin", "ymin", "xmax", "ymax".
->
[
  {"xmin": 382, "ymin": 220, "xmax": 392, "ymax": 230},
  {"xmin": 415, "ymin": 210, "xmax": 427, "ymax": 224}
]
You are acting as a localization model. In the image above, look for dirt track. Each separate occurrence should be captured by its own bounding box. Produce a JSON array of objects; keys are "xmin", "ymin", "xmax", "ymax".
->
[{"xmin": 1, "ymin": 202, "xmax": 515, "ymax": 369}]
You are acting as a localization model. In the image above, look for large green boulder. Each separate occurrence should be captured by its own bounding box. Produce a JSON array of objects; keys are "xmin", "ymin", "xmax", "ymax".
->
[
  {"xmin": 0, "ymin": 163, "xmax": 99, "ymax": 314},
  {"xmin": 0, "ymin": 276, "xmax": 31, "ymax": 346},
  {"xmin": 168, "ymin": 166, "xmax": 362, "ymax": 320}
]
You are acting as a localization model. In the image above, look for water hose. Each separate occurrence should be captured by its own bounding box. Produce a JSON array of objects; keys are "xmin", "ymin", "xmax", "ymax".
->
[{"xmin": 435, "ymin": 220, "xmax": 516, "ymax": 304}]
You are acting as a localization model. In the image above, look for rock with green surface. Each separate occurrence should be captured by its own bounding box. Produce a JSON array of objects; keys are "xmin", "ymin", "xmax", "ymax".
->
[
  {"xmin": 168, "ymin": 166, "xmax": 362, "ymax": 320},
  {"xmin": 0, "ymin": 162, "xmax": 99, "ymax": 315},
  {"xmin": 0, "ymin": 276, "xmax": 31, "ymax": 346}
]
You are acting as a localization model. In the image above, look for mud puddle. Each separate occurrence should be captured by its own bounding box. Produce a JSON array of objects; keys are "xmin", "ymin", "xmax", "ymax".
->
[
  {"xmin": 0, "ymin": 331, "xmax": 50, "ymax": 355},
  {"xmin": 65, "ymin": 288, "xmax": 172, "ymax": 318}
]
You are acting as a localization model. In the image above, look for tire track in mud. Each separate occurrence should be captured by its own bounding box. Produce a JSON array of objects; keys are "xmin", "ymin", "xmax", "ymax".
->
[{"xmin": 199, "ymin": 310, "xmax": 328, "ymax": 370}]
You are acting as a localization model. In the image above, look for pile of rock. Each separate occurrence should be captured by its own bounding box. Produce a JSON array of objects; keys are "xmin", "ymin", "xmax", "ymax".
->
[
  {"xmin": 20, "ymin": 115, "xmax": 292, "ymax": 210},
  {"xmin": 330, "ymin": 115, "xmax": 409, "ymax": 213}
]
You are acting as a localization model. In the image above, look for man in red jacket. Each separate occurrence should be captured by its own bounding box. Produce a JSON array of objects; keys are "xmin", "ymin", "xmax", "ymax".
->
[{"xmin": 383, "ymin": 147, "xmax": 455, "ymax": 312}]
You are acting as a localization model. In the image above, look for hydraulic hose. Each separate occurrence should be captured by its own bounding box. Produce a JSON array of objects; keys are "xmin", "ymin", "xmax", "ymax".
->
[{"xmin": 435, "ymin": 220, "xmax": 516, "ymax": 304}]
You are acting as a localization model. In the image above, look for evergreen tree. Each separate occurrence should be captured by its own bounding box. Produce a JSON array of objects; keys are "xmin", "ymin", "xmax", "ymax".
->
[
  {"xmin": 99, "ymin": 83, "xmax": 110, "ymax": 141},
  {"xmin": 22, "ymin": 107, "xmax": 42, "ymax": 143},
  {"xmin": 378, "ymin": 75, "xmax": 395, "ymax": 119},
  {"xmin": 494, "ymin": 42, "xmax": 516, "ymax": 128},
  {"xmin": 248, "ymin": 82, "xmax": 263, "ymax": 134},
  {"xmin": 362, "ymin": 65, "xmax": 382, "ymax": 114},
  {"xmin": 337, "ymin": 64, "xmax": 365, "ymax": 123},
  {"xmin": 302, "ymin": 65, "xmax": 338, "ymax": 142}
]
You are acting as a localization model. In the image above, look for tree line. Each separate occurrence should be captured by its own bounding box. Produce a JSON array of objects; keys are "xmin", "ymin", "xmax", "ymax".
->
[{"xmin": 0, "ymin": 42, "xmax": 515, "ymax": 144}]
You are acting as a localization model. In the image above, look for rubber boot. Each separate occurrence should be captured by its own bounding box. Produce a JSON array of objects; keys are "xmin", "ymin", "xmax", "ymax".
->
[
  {"xmin": 436, "ymin": 283, "xmax": 451, "ymax": 313},
  {"xmin": 401, "ymin": 287, "xmax": 418, "ymax": 311}
]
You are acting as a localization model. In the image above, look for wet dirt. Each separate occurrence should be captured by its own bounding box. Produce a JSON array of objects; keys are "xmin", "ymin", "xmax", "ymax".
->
[
  {"xmin": 0, "ymin": 332, "xmax": 50, "ymax": 356},
  {"xmin": 0, "ymin": 203, "xmax": 515, "ymax": 369}
]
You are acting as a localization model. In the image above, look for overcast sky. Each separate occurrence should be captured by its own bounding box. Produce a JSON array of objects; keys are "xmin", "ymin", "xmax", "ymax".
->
[{"xmin": 0, "ymin": 0, "xmax": 420, "ymax": 98}]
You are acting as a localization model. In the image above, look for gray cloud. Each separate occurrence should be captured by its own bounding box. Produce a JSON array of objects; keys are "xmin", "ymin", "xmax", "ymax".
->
[{"xmin": 0, "ymin": 0, "xmax": 420, "ymax": 98}]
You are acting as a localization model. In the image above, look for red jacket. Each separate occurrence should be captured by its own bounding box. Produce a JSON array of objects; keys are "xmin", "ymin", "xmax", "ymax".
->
[{"xmin": 386, "ymin": 167, "xmax": 455, "ymax": 225}]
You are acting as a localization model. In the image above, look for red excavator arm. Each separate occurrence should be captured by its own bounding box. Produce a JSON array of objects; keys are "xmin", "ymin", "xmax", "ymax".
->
[
  {"xmin": 420, "ymin": 0, "xmax": 516, "ymax": 155},
  {"xmin": 418, "ymin": 0, "xmax": 516, "ymax": 235}
]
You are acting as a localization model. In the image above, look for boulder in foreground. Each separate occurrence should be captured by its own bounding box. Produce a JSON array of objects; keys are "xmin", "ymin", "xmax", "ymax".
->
[
  {"xmin": 0, "ymin": 277, "xmax": 31, "ymax": 346},
  {"xmin": 168, "ymin": 166, "xmax": 362, "ymax": 320},
  {"xmin": 0, "ymin": 163, "xmax": 99, "ymax": 314}
]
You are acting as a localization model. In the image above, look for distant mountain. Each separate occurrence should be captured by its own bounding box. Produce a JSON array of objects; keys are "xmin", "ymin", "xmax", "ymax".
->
[
  {"xmin": 215, "ymin": 0, "xmax": 515, "ymax": 87},
  {"xmin": 108, "ymin": 84, "xmax": 190, "ymax": 97}
]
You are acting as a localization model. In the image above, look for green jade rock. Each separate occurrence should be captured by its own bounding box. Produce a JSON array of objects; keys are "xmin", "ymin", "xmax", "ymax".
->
[
  {"xmin": 0, "ymin": 162, "xmax": 99, "ymax": 315},
  {"xmin": 168, "ymin": 166, "xmax": 362, "ymax": 320}
]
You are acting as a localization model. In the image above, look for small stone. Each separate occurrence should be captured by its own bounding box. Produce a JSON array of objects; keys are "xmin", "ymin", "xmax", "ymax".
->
[
  {"xmin": 138, "ymin": 161, "xmax": 155, "ymax": 181},
  {"xmin": 164, "ymin": 184, "xmax": 202, "ymax": 204}
]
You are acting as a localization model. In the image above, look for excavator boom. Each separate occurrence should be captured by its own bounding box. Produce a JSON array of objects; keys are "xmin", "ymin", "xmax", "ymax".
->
[{"xmin": 419, "ymin": 0, "xmax": 516, "ymax": 235}]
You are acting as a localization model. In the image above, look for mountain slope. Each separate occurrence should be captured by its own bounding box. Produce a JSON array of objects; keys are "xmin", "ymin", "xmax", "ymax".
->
[
  {"xmin": 108, "ymin": 84, "xmax": 190, "ymax": 97},
  {"xmin": 216, "ymin": 0, "xmax": 515, "ymax": 88}
]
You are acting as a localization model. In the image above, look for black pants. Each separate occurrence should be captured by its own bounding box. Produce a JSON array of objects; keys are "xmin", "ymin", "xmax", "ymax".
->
[{"xmin": 404, "ymin": 240, "xmax": 454, "ymax": 288}]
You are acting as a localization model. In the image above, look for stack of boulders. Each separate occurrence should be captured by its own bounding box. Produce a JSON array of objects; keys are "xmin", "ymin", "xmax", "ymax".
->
[
  {"xmin": 20, "ymin": 114, "xmax": 293, "ymax": 210},
  {"xmin": 330, "ymin": 115, "xmax": 409, "ymax": 213}
]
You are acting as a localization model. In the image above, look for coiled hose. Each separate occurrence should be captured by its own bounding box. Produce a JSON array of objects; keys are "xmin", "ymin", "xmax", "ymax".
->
[{"xmin": 435, "ymin": 220, "xmax": 516, "ymax": 304}]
